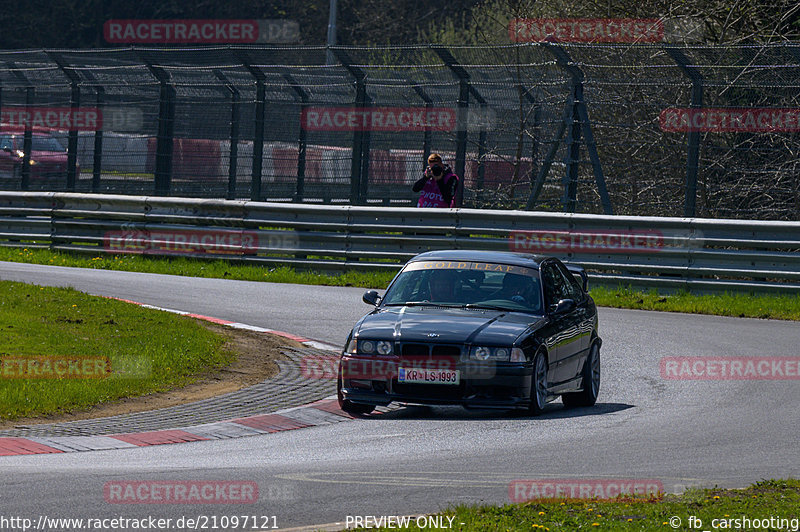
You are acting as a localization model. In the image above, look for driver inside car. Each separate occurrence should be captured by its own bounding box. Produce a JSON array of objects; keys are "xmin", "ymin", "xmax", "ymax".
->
[
  {"xmin": 427, "ymin": 270, "xmax": 459, "ymax": 302},
  {"xmin": 494, "ymin": 273, "xmax": 537, "ymax": 307}
]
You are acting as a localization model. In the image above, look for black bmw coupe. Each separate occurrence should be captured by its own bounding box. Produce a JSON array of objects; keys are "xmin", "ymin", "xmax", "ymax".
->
[{"xmin": 338, "ymin": 250, "xmax": 601, "ymax": 416}]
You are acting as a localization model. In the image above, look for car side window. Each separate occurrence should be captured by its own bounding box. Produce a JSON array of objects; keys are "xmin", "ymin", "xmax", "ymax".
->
[
  {"xmin": 541, "ymin": 263, "xmax": 570, "ymax": 309},
  {"xmin": 556, "ymin": 263, "xmax": 584, "ymax": 301},
  {"xmin": 0, "ymin": 135, "xmax": 12, "ymax": 151}
]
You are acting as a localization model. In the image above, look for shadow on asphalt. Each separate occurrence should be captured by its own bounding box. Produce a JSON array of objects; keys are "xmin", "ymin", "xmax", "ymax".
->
[{"xmin": 364, "ymin": 402, "xmax": 634, "ymax": 421}]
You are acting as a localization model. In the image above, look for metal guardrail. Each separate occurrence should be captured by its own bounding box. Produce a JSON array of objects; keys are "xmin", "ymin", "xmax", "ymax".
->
[{"xmin": 1, "ymin": 192, "xmax": 799, "ymax": 294}]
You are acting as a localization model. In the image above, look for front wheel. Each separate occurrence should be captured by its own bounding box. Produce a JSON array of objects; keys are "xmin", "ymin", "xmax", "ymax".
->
[
  {"xmin": 562, "ymin": 342, "xmax": 600, "ymax": 408},
  {"xmin": 527, "ymin": 350, "xmax": 548, "ymax": 416},
  {"xmin": 337, "ymin": 364, "xmax": 375, "ymax": 416}
]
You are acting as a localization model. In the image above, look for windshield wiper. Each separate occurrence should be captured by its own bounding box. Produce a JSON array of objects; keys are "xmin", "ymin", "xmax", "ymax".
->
[
  {"xmin": 462, "ymin": 303, "xmax": 511, "ymax": 312},
  {"xmin": 384, "ymin": 302, "xmax": 462, "ymax": 307}
]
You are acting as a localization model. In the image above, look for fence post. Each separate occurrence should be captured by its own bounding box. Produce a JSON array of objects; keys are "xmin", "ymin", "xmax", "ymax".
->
[
  {"xmin": 138, "ymin": 52, "xmax": 175, "ymax": 196},
  {"xmin": 526, "ymin": 93, "xmax": 570, "ymax": 210},
  {"xmin": 7, "ymin": 63, "xmax": 33, "ymax": 191},
  {"xmin": 475, "ymin": 97, "xmax": 488, "ymax": 198},
  {"xmin": 80, "ymin": 69, "xmax": 105, "ymax": 194},
  {"xmin": 213, "ymin": 69, "xmax": 240, "ymax": 200},
  {"xmin": 666, "ymin": 47, "xmax": 703, "ymax": 218},
  {"xmin": 238, "ymin": 52, "xmax": 266, "ymax": 202},
  {"xmin": 92, "ymin": 87, "xmax": 104, "ymax": 193},
  {"xmin": 47, "ymin": 52, "xmax": 81, "ymax": 191},
  {"xmin": 432, "ymin": 47, "xmax": 472, "ymax": 207},
  {"xmin": 410, "ymin": 81, "xmax": 433, "ymax": 168},
  {"xmin": 537, "ymin": 43, "xmax": 613, "ymax": 214},
  {"xmin": 564, "ymin": 81, "xmax": 581, "ymax": 213},
  {"xmin": 332, "ymin": 48, "xmax": 368, "ymax": 205},
  {"xmin": 282, "ymin": 70, "xmax": 310, "ymax": 203}
]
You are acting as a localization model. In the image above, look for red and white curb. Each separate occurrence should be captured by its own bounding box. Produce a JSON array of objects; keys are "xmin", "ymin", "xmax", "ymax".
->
[
  {"xmin": 0, "ymin": 300, "xmax": 389, "ymax": 457},
  {"xmin": 1, "ymin": 398, "xmax": 399, "ymax": 456}
]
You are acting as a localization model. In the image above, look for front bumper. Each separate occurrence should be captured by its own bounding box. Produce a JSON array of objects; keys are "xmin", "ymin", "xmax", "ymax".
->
[{"xmin": 339, "ymin": 354, "xmax": 533, "ymax": 410}]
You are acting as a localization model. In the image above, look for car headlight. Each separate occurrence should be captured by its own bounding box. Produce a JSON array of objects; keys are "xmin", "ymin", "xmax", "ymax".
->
[
  {"xmin": 470, "ymin": 346, "xmax": 525, "ymax": 362},
  {"xmin": 347, "ymin": 339, "xmax": 393, "ymax": 355}
]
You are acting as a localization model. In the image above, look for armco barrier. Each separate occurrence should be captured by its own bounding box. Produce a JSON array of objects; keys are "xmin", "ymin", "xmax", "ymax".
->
[{"xmin": 0, "ymin": 192, "xmax": 799, "ymax": 294}]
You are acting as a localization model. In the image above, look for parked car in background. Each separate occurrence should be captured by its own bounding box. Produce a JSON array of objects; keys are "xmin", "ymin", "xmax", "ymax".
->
[{"xmin": 0, "ymin": 128, "xmax": 74, "ymax": 180}]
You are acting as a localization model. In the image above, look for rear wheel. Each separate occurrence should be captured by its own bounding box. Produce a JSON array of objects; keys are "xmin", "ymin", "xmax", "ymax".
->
[
  {"xmin": 562, "ymin": 342, "xmax": 600, "ymax": 408},
  {"xmin": 527, "ymin": 350, "xmax": 548, "ymax": 416},
  {"xmin": 337, "ymin": 364, "xmax": 375, "ymax": 416}
]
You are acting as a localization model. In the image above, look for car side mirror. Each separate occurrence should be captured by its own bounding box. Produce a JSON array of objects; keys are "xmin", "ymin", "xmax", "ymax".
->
[
  {"xmin": 362, "ymin": 290, "xmax": 381, "ymax": 306},
  {"xmin": 552, "ymin": 298, "xmax": 576, "ymax": 315}
]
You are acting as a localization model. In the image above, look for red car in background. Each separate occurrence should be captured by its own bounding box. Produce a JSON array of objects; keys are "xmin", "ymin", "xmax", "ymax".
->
[{"xmin": 0, "ymin": 128, "xmax": 75, "ymax": 180}]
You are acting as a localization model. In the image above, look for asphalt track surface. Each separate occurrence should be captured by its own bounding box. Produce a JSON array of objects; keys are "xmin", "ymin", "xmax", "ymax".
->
[{"xmin": 1, "ymin": 262, "xmax": 799, "ymax": 530}]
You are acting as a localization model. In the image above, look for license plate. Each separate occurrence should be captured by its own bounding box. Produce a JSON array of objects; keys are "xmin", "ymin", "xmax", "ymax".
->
[{"xmin": 398, "ymin": 367, "xmax": 460, "ymax": 385}]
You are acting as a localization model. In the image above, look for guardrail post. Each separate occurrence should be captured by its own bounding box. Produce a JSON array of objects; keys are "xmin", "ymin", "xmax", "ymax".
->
[
  {"xmin": 48, "ymin": 52, "xmax": 81, "ymax": 191},
  {"xmin": 281, "ymin": 70, "xmax": 310, "ymax": 203},
  {"xmin": 666, "ymin": 47, "xmax": 703, "ymax": 218},
  {"xmin": 214, "ymin": 69, "xmax": 240, "ymax": 200},
  {"xmin": 333, "ymin": 48, "xmax": 369, "ymax": 205}
]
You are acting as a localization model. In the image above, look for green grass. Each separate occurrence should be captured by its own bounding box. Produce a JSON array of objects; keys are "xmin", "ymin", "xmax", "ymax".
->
[
  {"xmin": 0, "ymin": 246, "xmax": 398, "ymax": 289},
  {"xmin": 352, "ymin": 479, "xmax": 800, "ymax": 531},
  {"xmin": 2, "ymin": 246, "xmax": 800, "ymax": 321},
  {"xmin": 590, "ymin": 286, "xmax": 800, "ymax": 320},
  {"xmin": 0, "ymin": 280, "xmax": 231, "ymax": 421}
]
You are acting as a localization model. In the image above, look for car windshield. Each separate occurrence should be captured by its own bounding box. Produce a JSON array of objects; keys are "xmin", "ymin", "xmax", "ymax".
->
[
  {"xmin": 11, "ymin": 135, "xmax": 66, "ymax": 152},
  {"xmin": 31, "ymin": 135, "xmax": 65, "ymax": 152},
  {"xmin": 382, "ymin": 260, "xmax": 543, "ymax": 313}
]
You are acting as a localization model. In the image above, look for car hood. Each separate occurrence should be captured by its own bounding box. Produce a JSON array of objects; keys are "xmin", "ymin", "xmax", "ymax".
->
[{"xmin": 354, "ymin": 306, "xmax": 545, "ymax": 345}]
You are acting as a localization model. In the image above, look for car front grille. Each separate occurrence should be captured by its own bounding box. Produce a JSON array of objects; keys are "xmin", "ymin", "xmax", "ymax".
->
[{"xmin": 400, "ymin": 343, "xmax": 463, "ymax": 358}]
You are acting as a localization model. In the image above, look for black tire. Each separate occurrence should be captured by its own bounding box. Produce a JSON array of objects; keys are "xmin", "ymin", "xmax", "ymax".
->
[
  {"xmin": 337, "ymin": 364, "xmax": 375, "ymax": 416},
  {"xmin": 562, "ymin": 342, "xmax": 600, "ymax": 408},
  {"xmin": 527, "ymin": 350, "xmax": 548, "ymax": 416}
]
